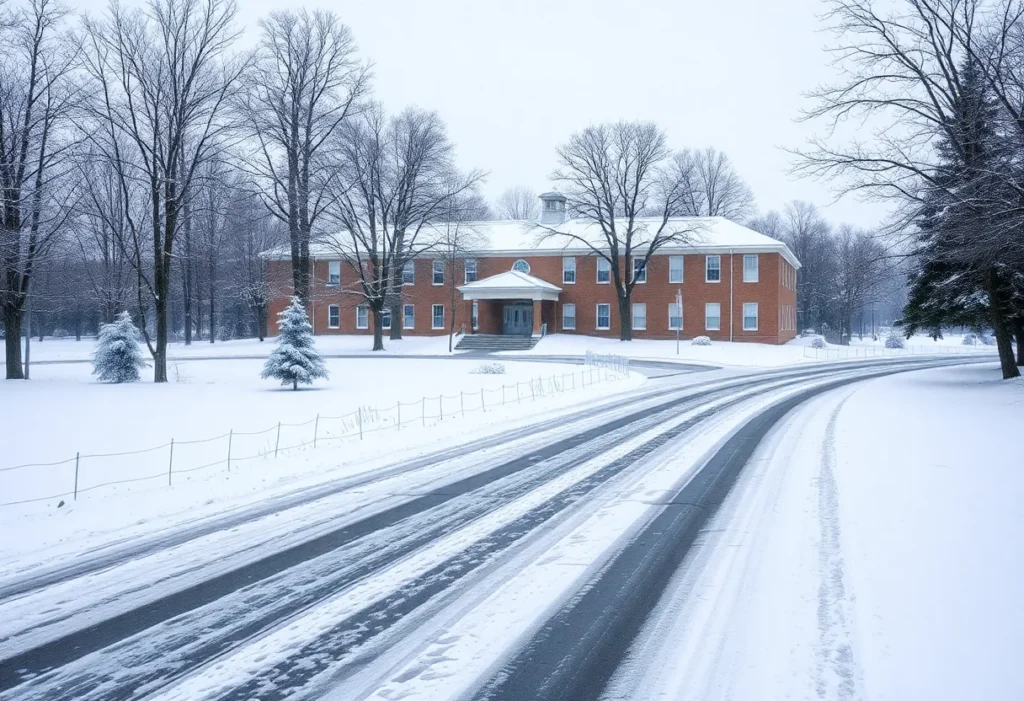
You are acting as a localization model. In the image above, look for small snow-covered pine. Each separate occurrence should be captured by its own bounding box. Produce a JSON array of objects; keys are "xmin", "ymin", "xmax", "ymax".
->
[
  {"xmin": 93, "ymin": 311, "xmax": 148, "ymax": 383},
  {"xmin": 262, "ymin": 297, "xmax": 328, "ymax": 390},
  {"xmin": 884, "ymin": 328, "xmax": 906, "ymax": 349}
]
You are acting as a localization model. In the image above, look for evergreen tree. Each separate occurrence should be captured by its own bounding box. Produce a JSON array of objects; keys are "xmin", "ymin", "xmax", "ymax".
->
[
  {"xmin": 903, "ymin": 58, "xmax": 1021, "ymax": 377},
  {"xmin": 92, "ymin": 311, "xmax": 148, "ymax": 383},
  {"xmin": 261, "ymin": 297, "xmax": 328, "ymax": 390}
]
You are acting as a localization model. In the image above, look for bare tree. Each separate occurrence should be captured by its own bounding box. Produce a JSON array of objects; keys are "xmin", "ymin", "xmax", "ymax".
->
[
  {"xmin": 239, "ymin": 9, "xmax": 370, "ymax": 306},
  {"xmin": 541, "ymin": 121, "xmax": 698, "ymax": 341},
  {"xmin": 831, "ymin": 225, "xmax": 886, "ymax": 344},
  {"xmin": 495, "ymin": 185, "xmax": 539, "ymax": 220},
  {"xmin": 779, "ymin": 201, "xmax": 835, "ymax": 332},
  {"xmin": 1, "ymin": 0, "xmax": 78, "ymax": 379},
  {"xmin": 748, "ymin": 209, "xmax": 785, "ymax": 239},
  {"xmin": 436, "ymin": 190, "xmax": 487, "ymax": 352},
  {"xmin": 669, "ymin": 147, "xmax": 756, "ymax": 220},
  {"xmin": 80, "ymin": 0, "xmax": 245, "ymax": 382},
  {"xmin": 327, "ymin": 104, "xmax": 483, "ymax": 351}
]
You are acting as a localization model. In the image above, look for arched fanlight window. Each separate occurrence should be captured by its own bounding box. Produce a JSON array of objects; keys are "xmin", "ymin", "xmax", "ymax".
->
[{"xmin": 512, "ymin": 259, "xmax": 531, "ymax": 274}]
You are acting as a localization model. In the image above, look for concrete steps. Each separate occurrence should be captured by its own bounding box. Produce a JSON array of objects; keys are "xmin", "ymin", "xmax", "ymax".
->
[{"xmin": 455, "ymin": 334, "xmax": 540, "ymax": 352}]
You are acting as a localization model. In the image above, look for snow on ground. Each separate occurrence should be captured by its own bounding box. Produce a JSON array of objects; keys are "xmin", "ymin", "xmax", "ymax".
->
[
  {"xmin": 605, "ymin": 361, "xmax": 1024, "ymax": 700},
  {"xmin": 0, "ymin": 354, "xmax": 644, "ymax": 573},
  {"xmin": 502, "ymin": 332, "xmax": 993, "ymax": 367}
]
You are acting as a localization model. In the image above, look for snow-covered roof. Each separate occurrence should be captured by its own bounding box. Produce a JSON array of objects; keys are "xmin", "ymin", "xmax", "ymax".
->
[
  {"xmin": 261, "ymin": 216, "xmax": 801, "ymax": 269},
  {"xmin": 458, "ymin": 270, "xmax": 562, "ymax": 301}
]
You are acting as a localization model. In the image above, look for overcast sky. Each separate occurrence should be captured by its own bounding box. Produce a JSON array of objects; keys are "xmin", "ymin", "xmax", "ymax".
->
[{"xmin": 83, "ymin": 0, "xmax": 889, "ymax": 228}]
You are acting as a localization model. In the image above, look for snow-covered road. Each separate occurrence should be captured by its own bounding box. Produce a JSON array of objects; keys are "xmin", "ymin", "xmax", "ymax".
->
[{"xmin": 0, "ymin": 358, "xmax": 1011, "ymax": 700}]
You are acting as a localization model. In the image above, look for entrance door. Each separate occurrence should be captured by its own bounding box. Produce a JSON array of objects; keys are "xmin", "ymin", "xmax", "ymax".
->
[{"xmin": 502, "ymin": 302, "xmax": 533, "ymax": 336}]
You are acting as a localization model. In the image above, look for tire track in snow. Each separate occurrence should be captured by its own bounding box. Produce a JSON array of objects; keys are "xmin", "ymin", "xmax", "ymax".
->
[{"xmin": 815, "ymin": 396, "xmax": 861, "ymax": 699}]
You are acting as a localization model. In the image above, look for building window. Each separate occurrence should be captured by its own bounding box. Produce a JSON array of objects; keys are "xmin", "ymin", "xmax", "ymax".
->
[
  {"xmin": 382, "ymin": 308, "xmax": 391, "ymax": 330},
  {"xmin": 472, "ymin": 302, "xmax": 479, "ymax": 330},
  {"xmin": 465, "ymin": 258, "xmax": 477, "ymax": 284},
  {"xmin": 327, "ymin": 261, "xmax": 341, "ymax": 286},
  {"xmin": 705, "ymin": 302, "xmax": 721, "ymax": 331},
  {"xmin": 669, "ymin": 302, "xmax": 683, "ymax": 330},
  {"xmin": 562, "ymin": 303, "xmax": 576, "ymax": 330},
  {"xmin": 403, "ymin": 304, "xmax": 415, "ymax": 329},
  {"xmin": 432, "ymin": 304, "xmax": 445, "ymax": 329},
  {"xmin": 743, "ymin": 302, "xmax": 759, "ymax": 331},
  {"xmin": 432, "ymin": 260, "xmax": 444, "ymax": 285},
  {"xmin": 596, "ymin": 257, "xmax": 611, "ymax": 284},
  {"xmin": 596, "ymin": 303, "xmax": 611, "ymax": 330},
  {"xmin": 512, "ymin": 259, "xmax": 531, "ymax": 274},
  {"xmin": 706, "ymin": 255, "xmax": 721, "ymax": 283},
  {"xmin": 632, "ymin": 258, "xmax": 647, "ymax": 283},
  {"xmin": 632, "ymin": 303, "xmax": 646, "ymax": 330},
  {"xmin": 562, "ymin": 256, "xmax": 576, "ymax": 284},
  {"xmin": 356, "ymin": 305, "xmax": 369, "ymax": 329},
  {"xmin": 669, "ymin": 255, "xmax": 684, "ymax": 284},
  {"xmin": 402, "ymin": 260, "xmax": 415, "ymax": 285},
  {"xmin": 328, "ymin": 304, "xmax": 340, "ymax": 329},
  {"xmin": 743, "ymin": 254, "xmax": 759, "ymax": 283}
]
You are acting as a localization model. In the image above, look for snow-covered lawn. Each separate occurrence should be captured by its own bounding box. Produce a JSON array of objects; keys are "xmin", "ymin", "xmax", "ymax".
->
[
  {"xmin": 0, "ymin": 354, "xmax": 643, "ymax": 569},
  {"xmin": 502, "ymin": 332, "xmax": 994, "ymax": 367},
  {"xmin": 606, "ymin": 362, "xmax": 1024, "ymax": 700}
]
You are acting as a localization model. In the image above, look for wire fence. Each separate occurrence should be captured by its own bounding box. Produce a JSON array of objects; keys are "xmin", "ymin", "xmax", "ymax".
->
[
  {"xmin": 585, "ymin": 351, "xmax": 631, "ymax": 375},
  {"xmin": 0, "ymin": 364, "xmax": 632, "ymax": 509},
  {"xmin": 802, "ymin": 344, "xmax": 995, "ymax": 360}
]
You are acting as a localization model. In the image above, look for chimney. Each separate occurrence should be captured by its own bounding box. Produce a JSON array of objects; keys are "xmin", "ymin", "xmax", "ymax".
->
[{"xmin": 538, "ymin": 191, "xmax": 567, "ymax": 226}]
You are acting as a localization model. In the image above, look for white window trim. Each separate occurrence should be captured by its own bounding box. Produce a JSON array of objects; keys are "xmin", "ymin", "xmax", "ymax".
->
[
  {"xmin": 705, "ymin": 255, "xmax": 722, "ymax": 283},
  {"xmin": 705, "ymin": 302, "xmax": 721, "ymax": 331},
  {"xmin": 431, "ymin": 304, "xmax": 445, "ymax": 330},
  {"xmin": 669, "ymin": 255, "xmax": 684, "ymax": 284},
  {"xmin": 596, "ymin": 303, "xmax": 611, "ymax": 330},
  {"xmin": 596, "ymin": 258, "xmax": 611, "ymax": 284},
  {"xmin": 402, "ymin": 261, "xmax": 415, "ymax": 286},
  {"xmin": 432, "ymin": 260, "xmax": 444, "ymax": 286},
  {"xmin": 472, "ymin": 301, "xmax": 479, "ymax": 330},
  {"xmin": 743, "ymin": 254, "xmax": 759, "ymax": 283},
  {"xmin": 632, "ymin": 258, "xmax": 647, "ymax": 284},
  {"xmin": 562, "ymin": 303, "xmax": 576, "ymax": 330},
  {"xmin": 743, "ymin": 302, "xmax": 759, "ymax": 331},
  {"xmin": 327, "ymin": 304, "xmax": 340, "ymax": 329},
  {"xmin": 632, "ymin": 302, "xmax": 647, "ymax": 330},
  {"xmin": 356, "ymin": 305, "xmax": 369, "ymax": 330},
  {"xmin": 327, "ymin": 261, "xmax": 341, "ymax": 286},
  {"xmin": 512, "ymin": 259, "xmax": 531, "ymax": 274},
  {"xmin": 562, "ymin": 256, "xmax": 576, "ymax": 284},
  {"xmin": 382, "ymin": 308, "xmax": 392, "ymax": 330},
  {"xmin": 669, "ymin": 302, "xmax": 683, "ymax": 331},
  {"xmin": 403, "ymin": 304, "xmax": 415, "ymax": 330},
  {"xmin": 464, "ymin": 259, "xmax": 477, "ymax": 284}
]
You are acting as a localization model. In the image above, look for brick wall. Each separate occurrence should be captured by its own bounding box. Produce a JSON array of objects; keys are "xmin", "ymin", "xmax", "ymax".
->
[{"xmin": 266, "ymin": 251, "xmax": 799, "ymax": 345}]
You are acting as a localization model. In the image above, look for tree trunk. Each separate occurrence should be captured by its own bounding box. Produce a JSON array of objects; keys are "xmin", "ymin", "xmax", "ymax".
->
[
  {"xmin": 183, "ymin": 210, "xmax": 193, "ymax": 345},
  {"xmin": 209, "ymin": 255, "xmax": 216, "ymax": 344},
  {"xmin": 4, "ymin": 302, "xmax": 24, "ymax": 380},
  {"xmin": 293, "ymin": 378, "xmax": 297, "ymax": 390},
  {"xmin": 986, "ymin": 268, "xmax": 1020, "ymax": 380},
  {"xmin": 154, "ymin": 292, "xmax": 168, "ymax": 382},
  {"xmin": 617, "ymin": 293, "xmax": 632, "ymax": 341},
  {"xmin": 372, "ymin": 307, "xmax": 384, "ymax": 351},
  {"xmin": 1014, "ymin": 318, "xmax": 1024, "ymax": 366},
  {"xmin": 390, "ymin": 301, "xmax": 403, "ymax": 340}
]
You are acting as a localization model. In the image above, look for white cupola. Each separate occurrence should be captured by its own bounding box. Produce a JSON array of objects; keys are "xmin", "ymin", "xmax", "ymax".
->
[{"xmin": 538, "ymin": 191, "xmax": 567, "ymax": 226}]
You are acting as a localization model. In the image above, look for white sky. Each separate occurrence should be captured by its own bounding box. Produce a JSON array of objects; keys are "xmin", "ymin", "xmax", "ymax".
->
[{"xmin": 82, "ymin": 0, "xmax": 890, "ymax": 228}]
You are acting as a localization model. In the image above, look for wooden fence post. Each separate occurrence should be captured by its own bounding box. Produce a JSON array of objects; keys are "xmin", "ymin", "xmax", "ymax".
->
[
  {"xmin": 73, "ymin": 452, "xmax": 80, "ymax": 500},
  {"xmin": 227, "ymin": 430, "xmax": 233, "ymax": 471},
  {"xmin": 168, "ymin": 440, "xmax": 174, "ymax": 486},
  {"xmin": 314, "ymin": 414, "xmax": 320, "ymax": 448},
  {"xmin": 274, "ymin": 423, "xmax": 281, "ymax": 457}
]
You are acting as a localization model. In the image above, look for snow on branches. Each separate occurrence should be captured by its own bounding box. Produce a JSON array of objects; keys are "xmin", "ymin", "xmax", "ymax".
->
[
  {"xmin": 92, "ymin": 311, "xmax": 148, "ymax": 383},
  {"xmin": 261, "ymin": 297, "xmax": 328, "ymax": 390}
]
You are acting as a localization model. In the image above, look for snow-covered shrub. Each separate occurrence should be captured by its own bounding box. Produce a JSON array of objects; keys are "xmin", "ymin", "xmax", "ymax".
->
[
  {"xmin": 691, "ymin": 335, "xmax": 712, "ymax": 346},
  {"xmin": 92, "ymin": 311, "xmax": 148, "ymax": 383},
  {"xmin": 962, "ymin": 333, "xmax": 978, "ymax": 346},
  {"xmin": 810, "ymin": 336, "xmax": 828, "ymax": 349},
  {"xmin": 471, "ymin": 362, "xmax": 506, "ymax": 375},
  {"xmin": 884, "ymin": 328, "xmax": 906, "ymax": 349},
  {"xmin": 979, "ymin": 333, "xmax": 996, "ymax": 346},
  {"xmin": 261, "ymin": 297, "xmax": 328, "ymax": 390},
  {"xmin": 52, "ymin": 328, "xmax": 69, "ymax": 339}
]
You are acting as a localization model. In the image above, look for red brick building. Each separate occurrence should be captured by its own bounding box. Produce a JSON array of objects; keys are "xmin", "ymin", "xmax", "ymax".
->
[{"xmin": 264, "ymin": 193, "xmax": 800, "ymax": 344}]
